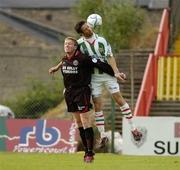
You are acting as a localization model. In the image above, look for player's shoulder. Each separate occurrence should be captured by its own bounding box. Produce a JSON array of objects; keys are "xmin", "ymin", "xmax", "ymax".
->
[
  {"xmin": 96, "ymin": 34, "xmax": 108, "ymax": 43},
  {"xmin": 76, "ymin": 50, "xmax": 88, "ymax": 60}
]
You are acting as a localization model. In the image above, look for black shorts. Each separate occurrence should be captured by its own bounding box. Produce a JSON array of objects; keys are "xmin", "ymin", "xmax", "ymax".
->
[{"xmin": 64, "ymin": 86, "xmax": 91, "ymax": 113}]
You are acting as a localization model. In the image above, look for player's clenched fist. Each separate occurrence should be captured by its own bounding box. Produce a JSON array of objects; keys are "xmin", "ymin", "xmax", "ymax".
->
[{"xmin": 115, "ymin": 72, "xmax": 126, "ymax": 82}]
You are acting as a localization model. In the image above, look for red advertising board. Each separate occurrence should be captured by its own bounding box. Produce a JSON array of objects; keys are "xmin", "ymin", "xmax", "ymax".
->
[{"xmin": 0, "ymin": 119, "xmax": 78, "ymax": 153}]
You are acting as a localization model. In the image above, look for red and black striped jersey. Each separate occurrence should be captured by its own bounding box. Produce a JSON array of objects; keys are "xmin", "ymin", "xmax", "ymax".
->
[{"xmin": 60, "ymin": 50, "xmax": 114, "ymax": 89}]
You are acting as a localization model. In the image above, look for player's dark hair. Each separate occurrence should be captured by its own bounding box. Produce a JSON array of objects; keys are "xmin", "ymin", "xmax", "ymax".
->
[{"xmin": 74, "ymin": 20, "xmax": 86, "ymax": 34}]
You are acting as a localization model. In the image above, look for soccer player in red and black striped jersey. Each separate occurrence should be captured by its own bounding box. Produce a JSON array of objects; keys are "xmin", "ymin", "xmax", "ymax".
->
[{"xmin": 49, "ymin": 37, "xmax": 114, "ymax": 163}]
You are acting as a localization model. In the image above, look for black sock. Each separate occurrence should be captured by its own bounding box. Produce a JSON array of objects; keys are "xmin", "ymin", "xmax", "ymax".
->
[
  {"xmin": 84, "ymin": 127, "xmax": 94, "ymax": 153},
  {"xmin": 78, "ymin": 127, "xmax": 88, "ymax": 153}
]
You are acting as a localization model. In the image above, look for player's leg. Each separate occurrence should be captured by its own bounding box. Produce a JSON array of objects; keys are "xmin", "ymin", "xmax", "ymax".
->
[
  {"xmin": 65, "ymin": 88, "xmax": 90, "ymax": 160},
  {"xmin": 80, "ymin": 111, "xmax": 95, "ymax": 163},
  {"xmin": 72, "ymin": 113, "xmax": 88, "ymax": 155},
  {"xmin": 91, "ymin": 77, "xmax": 108, "ymax": 148},
  {"xmin": 92, "ymin": 96, "xmax": 106, "ymax": 138},
  {"xmin": 105, "ymin": 75, "xmax": 142, "ymax": 141},
  {"xmin": 76, "ymin": 86, "xmax": 95, "ymax": 162},
  {"xmin": 105, "ymin": 75, "xmax": 133, "ymax": 121},
  {"xmin": 111, "ymin": 92, "xmax": 135, "ymax": 128},
  {"xmin": 112, "ymin": 92, "xmax": 142, "ymax": 141}
]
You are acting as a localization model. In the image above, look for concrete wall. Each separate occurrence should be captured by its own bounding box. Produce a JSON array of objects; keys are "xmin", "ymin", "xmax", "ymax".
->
[
  {"xmin": 0, "ymin": 0, "xmax": 78, "ymax": 8},
  {"xmin": 134, "ymin": 0, "xmax": 169, "ymax": 9},
  {"xmin": 0, "ymin": 47, "xmax": 61, "ymax": 102},
  {"xmin": 0, "ymin": 0, "xmax": 169, "ymax": 9}
]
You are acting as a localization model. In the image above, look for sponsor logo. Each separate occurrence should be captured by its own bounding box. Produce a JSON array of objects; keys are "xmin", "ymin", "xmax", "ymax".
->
[
  {"xmin": 131, "ymin": 127, "xmax": 147, "ymax": 148},
  {"xmin": 77, "ymin": 105, "xmax": 85, "ymax": 111},
  {"xmin": 92, "ymin": 58, "xmax": 97, "ymax": 63},
  {"xmin": 73, "ymin": 60, "xmax": 79, "ymax": 66},
  {"xmin": 19, "ymin": 120, "xmax": 60, "ymax": 147},
  {"xmin": 62, "ymin": 66, "xmax": 78, "ymax": 74},
  {"xmin": 0, "ymin": 120, "xmax": 78, "ymax": 153},
  {"xmin": 154, "ymin": 122, "xmax": 180, "ymax": 155},
  {"xmin": 154, "ymin": 140, "xmax": 180, "ymax": 155}
]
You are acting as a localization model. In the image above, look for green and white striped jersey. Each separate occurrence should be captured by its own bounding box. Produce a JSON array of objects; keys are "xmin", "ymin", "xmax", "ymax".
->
[{"xmin": 77, "ymin": 33, "xmax": 113, "ymax": 63}]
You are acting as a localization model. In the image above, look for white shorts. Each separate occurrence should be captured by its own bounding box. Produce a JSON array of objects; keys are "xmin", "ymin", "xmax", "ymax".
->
[{"xmin": 91, "ymin": 73, "xmax": 120, "ymax": 98}]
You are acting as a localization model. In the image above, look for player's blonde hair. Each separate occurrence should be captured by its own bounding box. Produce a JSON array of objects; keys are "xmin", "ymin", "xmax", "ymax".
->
[{"xmin": 65, "ymin": 37, "xmax": 78, "ymax": 47}]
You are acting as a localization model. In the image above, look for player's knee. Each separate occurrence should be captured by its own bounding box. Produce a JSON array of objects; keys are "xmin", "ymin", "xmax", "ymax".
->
[
  {"xmin": 112, "ymin": 92, "xmax": 126, "ymax": 106},
  {"xmin": 81, "ymin": 117, "xmax": 91, "ymax": 129},
  {"xmin": 93, "ymin": 100, "xmax": 102, "ymax": 111},
  {"xmin": 74, "ymin": 119, "xmax": 82, "ymax": 127},
  {"xmin": 94, "ymin": 104, "xmax": 101, "ymax": 112}
]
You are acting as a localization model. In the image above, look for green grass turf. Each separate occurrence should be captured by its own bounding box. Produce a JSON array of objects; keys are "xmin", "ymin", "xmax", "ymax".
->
[{"xmin": 0, "ymin": 152, "xmax": 180, "ymax": 170}]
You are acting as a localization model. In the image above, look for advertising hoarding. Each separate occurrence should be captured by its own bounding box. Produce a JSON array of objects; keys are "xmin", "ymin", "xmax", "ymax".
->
[
  {"xmin": 0, "ymin": 118, "xmax": 78, "ymax": 153},
  {"xmin": 123, "ymin": 117, "xmax": 180, "ymax": 156}
]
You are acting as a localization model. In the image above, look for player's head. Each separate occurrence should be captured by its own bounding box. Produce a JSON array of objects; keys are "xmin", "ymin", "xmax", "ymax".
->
[
  {"xmin": 74, "ymin": 20, "xmax": 94, "ymax": 38},
  {"xmin": 64, "ymin": 37, "xmax": 78, "ymax": 53}
]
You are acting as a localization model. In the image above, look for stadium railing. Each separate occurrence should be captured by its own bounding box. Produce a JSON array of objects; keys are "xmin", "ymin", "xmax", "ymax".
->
[{"xmin": 134, "ymin": 9, "xmax": 170, "ymax": 116}]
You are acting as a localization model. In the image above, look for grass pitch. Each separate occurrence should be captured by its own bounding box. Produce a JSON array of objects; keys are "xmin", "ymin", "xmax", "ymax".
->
[{"xmin": 0, "ymin": 152, "xmax": 180, "ymax": 170}]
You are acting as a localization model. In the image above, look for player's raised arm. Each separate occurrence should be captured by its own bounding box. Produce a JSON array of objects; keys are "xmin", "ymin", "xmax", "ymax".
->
[
  {"xmin": 84, "ymin": 55, "xmax": 114, "ymax": 76},
  {"xmin": 48, "ymin": 61, "xmax": 62, "ymax": 74},
  {"xmin": 107, "ymin": 55, "xmax": 126, "ymax": 82}
]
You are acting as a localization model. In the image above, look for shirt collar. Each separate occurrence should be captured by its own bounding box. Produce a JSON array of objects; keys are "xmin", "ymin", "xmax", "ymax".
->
[{"xmin": 84, "ymin": 33, "xmax": 97, "ymax": 44}]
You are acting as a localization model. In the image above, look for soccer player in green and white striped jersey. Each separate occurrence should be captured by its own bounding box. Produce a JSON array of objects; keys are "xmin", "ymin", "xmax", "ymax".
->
[{"xmin": 74, "ymin": 20, "xmax": 142, "ymax": 148}]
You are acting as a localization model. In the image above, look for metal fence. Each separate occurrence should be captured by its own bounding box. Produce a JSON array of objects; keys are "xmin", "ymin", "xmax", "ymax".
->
[
  {"xmin": 0, "ymin": 50, "xmax": 150, "ymax": 119},
  {"xmin": 0, "ymin": 46, "xmax": 63, "ymax": 119}
]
